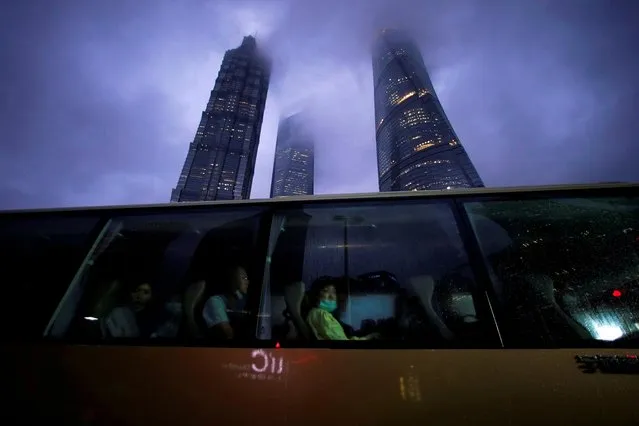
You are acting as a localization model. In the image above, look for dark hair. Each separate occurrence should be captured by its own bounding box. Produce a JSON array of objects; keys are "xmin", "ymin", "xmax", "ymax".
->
[
  {"xmin": 227, "ymin": 264, "xmax": 244, "ymax": 279},
  {"xmin": 307, "ymin": 276, "xmax": 341, "ymax": 307},
  {"xmin": 216, "ymin": 264, "xmax": 246, "ymax": 294},
  {"xmin": 124, "ymin": 279, "xmax": 152, "ymax": 293}
]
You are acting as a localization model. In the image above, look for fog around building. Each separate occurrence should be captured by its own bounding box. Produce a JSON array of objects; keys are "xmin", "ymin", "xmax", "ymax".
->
[{"xmin": 0, "ymin": 0, "xmax": 638, "ymax": 209}]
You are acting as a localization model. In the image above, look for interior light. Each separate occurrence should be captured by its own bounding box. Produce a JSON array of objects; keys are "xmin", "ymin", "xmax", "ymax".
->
[
  {"xmin": 275, "ymin": 342, "xmax": 281, "ymax": 349},
  {"xmin": 84, "ymin": 316, "xmax": 98, "ymax": 321},
  {"xmin": 612, "ymin": 289, "xmax": 622, "ymax": 298},
  {"xmin": 594, "ymin": 325, "xmax": 623, "ymax": 341}
]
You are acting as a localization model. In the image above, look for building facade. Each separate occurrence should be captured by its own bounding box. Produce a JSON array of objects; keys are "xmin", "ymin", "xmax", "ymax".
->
[
  {"xmin": 372, "ymin": 29, "xmax": 483, "ymax": 192},
  {"xmin": 270, "ymin": 113, "xmax": 314, "ymax": 197},
  {"xmin": 171, "ymin": 36, "xmax": 270, "ymax": 202}
]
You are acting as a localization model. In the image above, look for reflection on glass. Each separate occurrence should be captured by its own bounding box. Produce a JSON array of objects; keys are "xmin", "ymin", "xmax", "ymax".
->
[{"xmin": 465, "ymin": 197, "xmax": 639, "ymax": 345}]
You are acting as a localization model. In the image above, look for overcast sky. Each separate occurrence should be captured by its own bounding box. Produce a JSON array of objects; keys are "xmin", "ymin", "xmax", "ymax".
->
[{"xmin": 0, "ymin": 0, "xmax": 637, "ymax": 209}]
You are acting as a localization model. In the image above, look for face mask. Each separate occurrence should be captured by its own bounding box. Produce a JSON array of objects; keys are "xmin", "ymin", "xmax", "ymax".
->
[{"xmin": 319, "ymin": 299, "xmax": 337, "ymax": 312}]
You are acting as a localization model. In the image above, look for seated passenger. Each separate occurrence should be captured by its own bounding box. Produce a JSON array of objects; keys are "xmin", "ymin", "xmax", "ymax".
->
[
  {"xmin": 202, "ymin": 265, "xmax": 251, "ymax": 339},
  {"xmin": 151, "ymin": 294, "xmax": 183, "ymax": 338},
  {"xmin": 103, "ymin": 280, "xmax": 157, "ymax": 338},
  {"xmin": 306, "ymin": 278, "xmax": 379, "ymax": 341}
]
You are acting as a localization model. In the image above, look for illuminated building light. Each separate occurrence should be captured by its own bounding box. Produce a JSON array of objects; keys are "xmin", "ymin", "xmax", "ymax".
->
[
  {"xmin": 393, "ymin": 91, "xmax": 416, "ymax": 106},
  {"xmin": 414, "ymin": 141, "xmax": 435, "ymax": 152}
]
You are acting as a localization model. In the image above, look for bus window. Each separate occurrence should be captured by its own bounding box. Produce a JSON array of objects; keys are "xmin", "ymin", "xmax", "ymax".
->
[
  {"xmin": 45, "ymin": 207, "xmax": 268, "ymax": 344},
  {"xmin": 0, "ymin": 215, "xmax": 101, "ymax": 339},
  {"xmin": 464, "ymin": 196, "xmax": 639, "ymax": 346},
  {"xmin": 264, "ymin": 200, "xmax": 499, "ymax": 347}
]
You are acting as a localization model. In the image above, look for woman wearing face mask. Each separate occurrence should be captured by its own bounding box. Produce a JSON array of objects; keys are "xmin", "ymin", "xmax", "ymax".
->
[
  {"xmin": 202, "ymin": 265, "xmax": 251, "ymax": 339},
  {"xmin": 306, "ymin": 278, "xmax": 380, "ymax": 341}
]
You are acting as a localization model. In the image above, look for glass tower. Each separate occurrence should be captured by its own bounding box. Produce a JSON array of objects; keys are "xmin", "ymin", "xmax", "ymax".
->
[
  {"xmin": 372, "ymin": 29, "xmax": 483, "ymax": 192},
  {"xmin": 171, "ymin": 36, "xmax": 270, "ymax": 202},
  {"xmin": 270, "ymin": 113, "xmax": 314, "ymax": 197}
]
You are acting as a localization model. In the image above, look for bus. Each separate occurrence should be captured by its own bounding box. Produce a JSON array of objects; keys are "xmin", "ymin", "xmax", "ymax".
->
[{"xmin": 2, "ymin": 182, "xmax": 639, "ymax": 426}]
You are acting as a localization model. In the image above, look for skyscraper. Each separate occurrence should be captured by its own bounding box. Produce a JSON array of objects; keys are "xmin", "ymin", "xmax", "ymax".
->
[
  {"xmin": 372, "ymin": 29, "xmax": 483, "ymax": 192},
  {"xmin": 171, "ymin": 36, "xmax": 270, "ymax": 202},
  {"xmin": 270, "ymin": 113, "xmax": 314, "ymax": 197}
]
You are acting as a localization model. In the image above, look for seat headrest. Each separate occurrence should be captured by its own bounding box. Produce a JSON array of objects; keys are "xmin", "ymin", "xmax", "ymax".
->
[
  {"xmin": 523, "ymin": 274, "xmax": 556, "ymax": 304},
  {"xmin": 184, "ymin": 280, "xmax": 206, "ymax": 313},
  {"xmin": 183, "ymin": 280, "xmax": 206, "ymax": 338},
  {"xmin": 408, "ymin": 275, "xmax": 435, "ymax": 300},
  {"xmin": 92, "ymin": 279, "xmax": 122, "ymax": 318},
  {"xmin": 283, "ymin": 281, "xmax": 305, "ymax": 315}
]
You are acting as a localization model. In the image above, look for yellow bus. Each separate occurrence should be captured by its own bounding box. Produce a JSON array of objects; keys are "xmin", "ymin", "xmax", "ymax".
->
[{"xmin": 2, "ymin": 182, "xmax": 639, "ymax": 426}]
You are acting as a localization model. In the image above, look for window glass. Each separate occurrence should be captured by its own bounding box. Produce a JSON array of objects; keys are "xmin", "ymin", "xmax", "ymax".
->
[
  {"xmin": 45, "ymin": 208, "xmax": 268, "ymax": 344},
  {"xmin": 261, "ymin": 200, "xmax": 498, "ymax": 347},
  {"xmin": 0, "ymin": 215, "xmax": 101, "ymax": 338},
  {"xmin": 464, "ymin": 197, "xmax": 639, "ymax": 346}
]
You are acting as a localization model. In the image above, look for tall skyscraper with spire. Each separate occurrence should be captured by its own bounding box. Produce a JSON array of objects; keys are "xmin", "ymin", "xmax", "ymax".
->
[
  {"xmin": 372, "ymin": 29, "xmax": 483, "ymax": 192},
  {"xmin": 270, "ymin": 113, "xmax": 314, "ymax": 197},
  {"xmin": 171, "ymin": 36, "xmax": 270, "ymax": 202}
]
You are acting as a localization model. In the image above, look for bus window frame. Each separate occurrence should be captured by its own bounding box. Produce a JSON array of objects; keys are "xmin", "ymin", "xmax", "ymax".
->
[
  {"xmin": 35, "ymin": 203, "xmax": 274, "ymax": 346},
  {"xmin": 450, "ymin": 198, "xmax": 505, "ymax": 348},
  {"xmin": 259, "ymin": 196, "xmax": 506, "ymax": 350},
  {"xmin": 44, "ymin": 218, "xmax": 116, "ymax": 337},
  {"xmin": 454, "ymin": 184, "xmax": 639, "ymax": 349},
  {"xmin": 249, "ymin": 207, "xmax": 276, "ymax": 341}
]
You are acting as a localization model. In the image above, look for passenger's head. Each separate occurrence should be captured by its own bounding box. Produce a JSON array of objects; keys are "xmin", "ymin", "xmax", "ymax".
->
[
  {"xmin": 129, "ymin": 281, "xmax": 152, "ymax": 311},
  {"xmin": 309, "ymin": 277, "xmax": 338, "ymax": 313},
  {"xmin": 227, "ymin": 265, "xmax": 250, "ymax": 298}
]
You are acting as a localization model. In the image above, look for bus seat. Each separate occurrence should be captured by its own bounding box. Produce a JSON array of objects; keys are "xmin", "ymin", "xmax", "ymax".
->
[
  {"xmin": 93, "ymin": 279, "xmax": 122, "ymax": 319},
  {"xmin": 408, "ymin": 275, "xmax": 455, "ymax": 340},
  {"xmin": 523, "ymin": 274, "xmax": 592, "ymax": 339},
  {"xmin": 78, "ymin": 278, "xmax": 122, "ymax": 338},
  {"xmin": 283, "ymin": 281, "xmax": 312, "ymax": 340},
  {"xmin": 183, "ymin": 280, "xmax": 206, "ymax": 338}
]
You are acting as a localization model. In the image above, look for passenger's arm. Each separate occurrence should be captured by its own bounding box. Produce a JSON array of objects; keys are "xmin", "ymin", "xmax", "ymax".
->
[
  {"xmin": 104, "ymin": 307, "xmax": 127, "ymax": 338},
  {"xmin": 308, "ymin": 309, "xmax": 367, "ymax": 341},
  {"xmin": 362, "ymin": 332, "xmax": 381, "ymax": 340},
  {"xmin": 151, "ymin": 318, "xmax": 179, "ymax": 338},
  {"xmin": 202, "ymin": 296, "xmax": 233, "ymax": 339}
]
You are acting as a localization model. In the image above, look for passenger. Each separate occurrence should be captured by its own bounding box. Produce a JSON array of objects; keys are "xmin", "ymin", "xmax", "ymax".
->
[
  {"xmin": 306, "ymin": 278, "xmax": 380, "ymax": 341},
  {"xmin": 202, "ymin": 265, "xmax": 251, "ymax": 339},
  {"xmin": 151, "ymin": 294, "xmax": 183, "ymax": 338},
  {"xmin": 103, "ymin": 280, "xmax": 157, "ymax": 338}
]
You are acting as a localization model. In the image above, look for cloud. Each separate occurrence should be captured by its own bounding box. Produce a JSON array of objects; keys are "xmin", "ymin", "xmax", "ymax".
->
[{"xmin": 0, "ymin": 0, "xmax": 637, "ymax": 210}]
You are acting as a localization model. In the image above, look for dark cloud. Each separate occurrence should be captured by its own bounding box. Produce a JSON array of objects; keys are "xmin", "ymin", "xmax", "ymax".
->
[{"xmin": 0, "ymin": 0, "xmax": 637, "ymax": 209}]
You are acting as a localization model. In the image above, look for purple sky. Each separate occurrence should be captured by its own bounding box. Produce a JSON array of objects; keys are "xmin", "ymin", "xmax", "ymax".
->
[{"xmin": 1, "ymin": 0, "xmax": 638, "ymax": 209}]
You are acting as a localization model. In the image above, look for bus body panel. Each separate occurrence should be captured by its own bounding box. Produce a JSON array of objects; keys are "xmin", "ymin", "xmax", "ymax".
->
[{"xmin": 7, "ymin": 345, "xmax": 639, "ymax": 425}]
